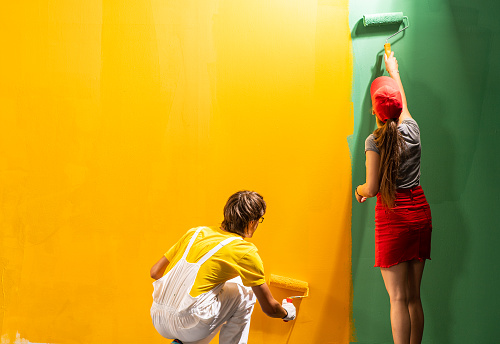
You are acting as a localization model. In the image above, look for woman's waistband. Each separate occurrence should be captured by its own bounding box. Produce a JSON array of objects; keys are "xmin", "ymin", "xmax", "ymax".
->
[
  {"xmin": 395, "ymin": 185, "xmax": 423, "ymax": 194},
  {"xmin": 394, "ymin": 185, "xmax": 427, "ymax": 207},
  {"xmin": 376, "ymin": 185, "xmax": 427, "ymax": 209}
]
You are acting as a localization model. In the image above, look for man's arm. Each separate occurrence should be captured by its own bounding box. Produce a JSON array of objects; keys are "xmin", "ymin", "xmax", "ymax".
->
[
  {"xmin": 251, "ymin": 283, "xmax": 288, "ymax": 318},
  {"xmin": 150, "ymin": 256, "xmax": 170, "ymax": 280}
]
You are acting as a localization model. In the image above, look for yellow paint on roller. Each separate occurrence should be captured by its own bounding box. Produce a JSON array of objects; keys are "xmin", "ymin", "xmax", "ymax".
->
[{"xmin": 269, "ymin": 274, "xmax": 309, "ymax": 298}]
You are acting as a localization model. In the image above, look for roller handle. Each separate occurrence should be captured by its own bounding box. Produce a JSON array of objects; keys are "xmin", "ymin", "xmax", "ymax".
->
[{"xmin": 384, "ymin": 43, "xmax": 391, "ymax": 57}]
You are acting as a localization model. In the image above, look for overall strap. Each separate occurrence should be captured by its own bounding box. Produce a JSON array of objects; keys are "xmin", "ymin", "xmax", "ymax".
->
[
  {"xmin": 181, "ymin": 227, "xmax": 203, "ymax": 260},
  {"xmin": 196, "ymin": 236, "xmax": 243, "ymax": 266}
]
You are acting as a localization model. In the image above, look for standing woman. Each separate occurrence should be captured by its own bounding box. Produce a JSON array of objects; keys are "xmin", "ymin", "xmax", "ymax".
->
[{"xmin": 355, "ymin": 52, "xmax": 432, "ymax": 344}]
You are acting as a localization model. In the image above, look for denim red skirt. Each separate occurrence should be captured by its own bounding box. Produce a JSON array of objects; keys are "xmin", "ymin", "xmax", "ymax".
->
[{"xmin": 374, "ymin": 185, "xmax": 432, "ymax": 268}]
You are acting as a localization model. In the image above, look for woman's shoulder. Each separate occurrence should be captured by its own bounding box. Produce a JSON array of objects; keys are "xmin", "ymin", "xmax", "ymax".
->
[
  {"xmin": 400, "ymin": 117, "xmax": 418, "ymax": 125},
  {"xmin": 365, "ymin": 133, "xmax": 376, "ymax": 144},
  {"xmin": 365, "ymin": 134, "xmax": 379, "ymax": 153},
  {"xmin": 399, "ymin": 118, "xmax": 420, "ymax": 136}
]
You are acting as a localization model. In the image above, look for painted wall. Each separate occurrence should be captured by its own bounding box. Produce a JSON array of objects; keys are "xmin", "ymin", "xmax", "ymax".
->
[
  {"xmin": 349, "ymin": 0, "xmax": 500, "ymax": 343},
  {"xmin": 0, "ymin": 1, "xmax": 353, "ymax": 343}
]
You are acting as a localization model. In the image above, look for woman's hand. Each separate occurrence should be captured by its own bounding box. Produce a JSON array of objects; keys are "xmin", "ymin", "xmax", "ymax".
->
[
  {"xmin": 355, "ymin": 187, "xmax": 367, "ymax": 203},
  {"xmin": 384, "ymin": 51, "xmax": 399, "ymax": 74}
]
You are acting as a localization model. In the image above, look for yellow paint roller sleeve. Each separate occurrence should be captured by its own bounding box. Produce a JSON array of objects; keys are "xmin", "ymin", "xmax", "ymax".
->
[
  {"xmin": 164, "ymin": 226, "xmax": 266, "ymax": 297},
  {"xmin": 269, "ymin": 274, "xmax": 309, "ymax": 293}
]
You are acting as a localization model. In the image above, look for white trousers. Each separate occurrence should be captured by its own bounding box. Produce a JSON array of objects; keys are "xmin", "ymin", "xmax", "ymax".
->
[{"xmin": 157, "ymin": 278, "xmax": 256, "ymax": 344}]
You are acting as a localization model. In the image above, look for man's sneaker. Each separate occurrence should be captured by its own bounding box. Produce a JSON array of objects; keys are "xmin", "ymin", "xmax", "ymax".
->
[{"xmin": 171, "ymin": 340, "xmax": 183, "ymax": 344}]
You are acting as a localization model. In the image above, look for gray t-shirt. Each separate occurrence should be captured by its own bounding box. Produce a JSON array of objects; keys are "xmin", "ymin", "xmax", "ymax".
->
[{"xmin": 365, "ymin": 118, "xmax": 421, "ymax": 189}]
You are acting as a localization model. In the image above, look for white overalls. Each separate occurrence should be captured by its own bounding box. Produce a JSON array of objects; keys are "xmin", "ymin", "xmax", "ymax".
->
[{"xmin": 151, "ymin": 227, "xmax": 257, "ymax": 344}]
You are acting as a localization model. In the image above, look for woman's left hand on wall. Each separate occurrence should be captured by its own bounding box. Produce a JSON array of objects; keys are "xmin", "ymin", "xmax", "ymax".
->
[{"xmin": 355, "ymin": 187, "xmax": 367, "ymax": 203}]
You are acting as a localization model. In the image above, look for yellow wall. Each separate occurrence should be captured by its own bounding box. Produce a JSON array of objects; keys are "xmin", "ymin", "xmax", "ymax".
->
[{"xmin": 0, "ymin": 0, "xmax": 352, "ymax": 343}]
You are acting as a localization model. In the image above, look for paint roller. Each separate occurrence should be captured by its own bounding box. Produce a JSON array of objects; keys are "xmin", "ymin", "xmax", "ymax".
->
[
  {"xmin": 363, "ymin": 12, "xmax": 410, "ymax": 56},
  {"xmin": 269, "ymin": 274, "xmax": 309, "ymax": 300}
]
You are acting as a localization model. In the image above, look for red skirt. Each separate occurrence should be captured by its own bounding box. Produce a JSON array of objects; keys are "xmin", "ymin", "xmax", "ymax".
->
[{"xmin": 374, "ymin": 186, "xmax": 432, "ymax": 268}]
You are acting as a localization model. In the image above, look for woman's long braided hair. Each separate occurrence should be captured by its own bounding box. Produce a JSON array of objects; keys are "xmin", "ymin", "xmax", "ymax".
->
[{"xmin": 374, "ymin": 117, "xmax": 406, "ymax": 208}]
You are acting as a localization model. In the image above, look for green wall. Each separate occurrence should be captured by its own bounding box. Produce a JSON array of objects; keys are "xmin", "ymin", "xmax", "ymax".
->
[{"xmin": 349, "ymin": 0, "xmax": 500, "ymax": 343}]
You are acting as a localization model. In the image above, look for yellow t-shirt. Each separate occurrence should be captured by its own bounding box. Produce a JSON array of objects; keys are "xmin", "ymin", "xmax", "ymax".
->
[{"xmin": 164, "ymin": 226, "xmax": 266, "ymax": 297}]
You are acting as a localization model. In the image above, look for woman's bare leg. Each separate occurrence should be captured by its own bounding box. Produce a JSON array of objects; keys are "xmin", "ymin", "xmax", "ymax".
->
[
  {"xmin": 407, "ymin": 260, "xmax": 425, "ymax": 344},
  {"xmin": 381, "ymin": 262, "xmax": 410, "ymax": 344}
]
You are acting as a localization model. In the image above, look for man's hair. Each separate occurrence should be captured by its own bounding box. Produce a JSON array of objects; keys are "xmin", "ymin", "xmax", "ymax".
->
[{"xmin": 221, "ymin": 191, "xmax": 266, "ymax": 236}]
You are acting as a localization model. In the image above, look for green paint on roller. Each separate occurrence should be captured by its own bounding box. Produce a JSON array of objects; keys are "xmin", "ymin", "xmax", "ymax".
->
[
  {"xmin": 363, "ymin": 12, "xmax": 404, "ymax": 27},
  {"xmin": 362, "ymin": 12, "xmax": 410, "ymax": 55}
]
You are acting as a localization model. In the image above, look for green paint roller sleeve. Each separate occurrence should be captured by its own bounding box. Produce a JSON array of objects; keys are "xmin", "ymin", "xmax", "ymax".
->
[
  {"xmin": 363, "ymin": 12, "xmax": 404, "ymax": 27},
  {"xmin": 362, "ymin": 12, "xmax": 409, "ymax": 56}
]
